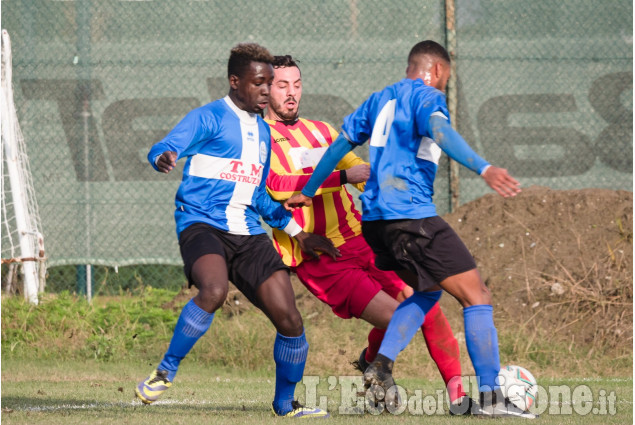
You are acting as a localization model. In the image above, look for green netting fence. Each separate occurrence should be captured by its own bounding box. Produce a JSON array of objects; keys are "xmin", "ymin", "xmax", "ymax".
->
[{"xmin": 1, "ymin": 0, "xmax": 632, "ymax": 294}]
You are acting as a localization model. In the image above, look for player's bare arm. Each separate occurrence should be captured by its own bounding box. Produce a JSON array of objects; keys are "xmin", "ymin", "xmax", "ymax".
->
[
  {"xmin": 345, "ymin": 163, "xmax": 370, "ymax": 184},
  {"xmin": 293, "ymin": 231, "xmax": 341, "ymax": 259},
  {"xmin": 156, "ymin": 151, "xmax": 177, "ymax": 173},
  {"xmin": 480, "ymin": 166, "xmax": 521, "ymax": 198}
]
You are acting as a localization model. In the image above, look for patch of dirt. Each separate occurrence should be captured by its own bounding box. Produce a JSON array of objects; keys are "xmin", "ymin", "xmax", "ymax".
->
[{"xmin": 444, "ymin": 186, "xmax": 632, "ymax": 355}]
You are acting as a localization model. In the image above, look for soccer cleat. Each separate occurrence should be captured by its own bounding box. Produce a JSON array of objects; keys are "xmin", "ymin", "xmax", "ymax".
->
[
  {"xmin": 476, "ymin": 388, "xmax": 538, "ymax": 419},
  {"xmin": 135, "ymin": 369, "xmax": 172, "ymax": 404},
  {"xmin": 363, "ymin": 354, "xmax": 401, "ymax": 411},
  {"xmin": 272, "ymin": 400, "xmax": 330, "ymax": 418},
  {"xmin": 448, "ymin": 395, "xmax": 478, "ymax": 416},
  {"xmin": 351, "ymin": 347, "xmax": 369, "ymax": 373}
]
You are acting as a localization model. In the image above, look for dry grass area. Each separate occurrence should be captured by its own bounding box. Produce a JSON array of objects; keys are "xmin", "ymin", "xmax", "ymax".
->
[{"xmin": 444, "ymin": 187, "xmax": 633, "ymax": 377}]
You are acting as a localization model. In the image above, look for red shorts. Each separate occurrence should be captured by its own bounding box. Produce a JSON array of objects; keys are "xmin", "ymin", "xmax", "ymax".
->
[{"xmin": 295, "ymin": 234, "xmax": 406, "ymax": 319}]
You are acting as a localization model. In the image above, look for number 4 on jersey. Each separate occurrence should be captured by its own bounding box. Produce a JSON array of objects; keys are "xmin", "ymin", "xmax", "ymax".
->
[{"xmin": 370, "ymin": 99, "xmax": 396, "ymax": 147}]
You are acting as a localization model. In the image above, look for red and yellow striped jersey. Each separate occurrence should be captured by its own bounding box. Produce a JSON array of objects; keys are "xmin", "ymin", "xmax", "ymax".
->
[{"xmin": 266, "ymin": 117, "xmax": 367, "ymax": 267}]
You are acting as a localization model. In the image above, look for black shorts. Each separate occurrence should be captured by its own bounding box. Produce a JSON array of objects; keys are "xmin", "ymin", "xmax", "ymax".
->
[
  {"xmin": 361, "ymin": 216, "xmax": 476, "ymax": 291},
  {"xmin": 179, "ymin": 222, "xmax": 289, "ymax": 305}
]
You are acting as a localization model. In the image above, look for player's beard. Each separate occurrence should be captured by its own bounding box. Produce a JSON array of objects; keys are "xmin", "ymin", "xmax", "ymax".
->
[{"xmin": 271, "ymin": 97, "xmax": 299, "ymax": 122}]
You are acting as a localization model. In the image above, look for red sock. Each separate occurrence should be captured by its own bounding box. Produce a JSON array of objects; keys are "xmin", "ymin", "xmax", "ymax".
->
[
  {"xmin": 365, "ymin": 327, "xmax": 386, "ymax": 363},
  {"xmin": 421, "ymin": 302, "xmax": 465, "ymax": 403}
]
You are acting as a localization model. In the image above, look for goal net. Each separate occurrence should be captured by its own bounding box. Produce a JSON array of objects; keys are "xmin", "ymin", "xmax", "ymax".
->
[{"xmin": 1, "ymin": 29, "xmax": 46, "ymax": 304}]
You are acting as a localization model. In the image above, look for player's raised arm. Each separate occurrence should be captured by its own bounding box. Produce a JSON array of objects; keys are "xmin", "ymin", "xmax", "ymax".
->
[
  {"xmin": 147, "ymin": 106, "xmax": 214, "ymax": 173},
  {"xmin": 284, "ymin": 132, "xmax": 356, "ymax": 210},
  {"xmin": 429, "ymin": 114, "xmax": 520, "ymax": 198}
]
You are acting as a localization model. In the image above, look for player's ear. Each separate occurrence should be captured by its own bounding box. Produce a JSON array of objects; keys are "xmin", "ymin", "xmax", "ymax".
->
[
  {"xmin": 229, "ymin": 74, "xmax": 240, "ymax": 90},
  {"xmin": 432, "ymin": 62, "xmax": 443, "ymax": 79}
]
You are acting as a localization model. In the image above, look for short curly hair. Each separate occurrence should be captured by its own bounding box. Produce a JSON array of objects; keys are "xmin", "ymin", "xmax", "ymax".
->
[{"xmin": 227, "ymin": 43, "xmax": 274, "ymax": 78}]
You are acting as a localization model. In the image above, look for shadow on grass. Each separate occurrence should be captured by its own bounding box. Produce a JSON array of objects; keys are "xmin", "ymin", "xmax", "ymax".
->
[{"xmin": 0, "ymin": 396, "xmax": 268, "ymax": 414}]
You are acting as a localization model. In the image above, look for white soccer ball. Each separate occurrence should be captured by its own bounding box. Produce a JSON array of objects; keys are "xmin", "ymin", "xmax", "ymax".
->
[{"xmin": 498, "ymin": 365, "xmax": 538, "ymax": 411}]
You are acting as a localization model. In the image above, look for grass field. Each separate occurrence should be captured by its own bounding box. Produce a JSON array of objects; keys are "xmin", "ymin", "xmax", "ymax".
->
[
  {"xmin": 2, "ymin": 284, "xmax": 632, "ymax": 423},
  {"xmin": 1, "ymin": 359, "xmax": 632, "ymax": 424}
]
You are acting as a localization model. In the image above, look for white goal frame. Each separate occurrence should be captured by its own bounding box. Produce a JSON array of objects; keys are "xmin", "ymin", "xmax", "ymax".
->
[{"xmin": 1, "ymin": 29, "xmax": 46, "ymax": 304}]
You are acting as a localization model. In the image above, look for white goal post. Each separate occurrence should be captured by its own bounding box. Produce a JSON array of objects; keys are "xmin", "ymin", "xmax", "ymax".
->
[{"xmin": 1, "ymin": 29, "xmax": 46, "ymax": 304}]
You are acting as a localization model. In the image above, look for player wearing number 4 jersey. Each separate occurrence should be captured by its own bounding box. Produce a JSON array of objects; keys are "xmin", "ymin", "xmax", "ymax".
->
[
  {"xmin": 265, "ymin": 55, "xmax": 472, "ymax": 414},
  {"xmin": 285, "ymin": 41, "xmax": 536, "ymax": 419},
  {"xmin": 135, "ymin": 43, "xmax": 335, "ymax": 419}
]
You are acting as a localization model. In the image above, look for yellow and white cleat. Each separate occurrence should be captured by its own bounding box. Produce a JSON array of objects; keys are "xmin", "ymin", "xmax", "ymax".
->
[
  {"xmin": 135, "ymin": 369, "xmax": 172, "ymax": 404},
  {"xmin": 272, "ymin": 400, "xmax": 329, "ymax": 418}
]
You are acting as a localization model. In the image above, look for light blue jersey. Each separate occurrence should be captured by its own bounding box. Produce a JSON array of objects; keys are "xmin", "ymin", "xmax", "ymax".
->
[
  {"xmin": 342, "ymin": 78, "xmax": 450, "ymax": 221},
  {"xmin": 148, "ymin": 96, "xmax": 292, "ymax": 237}
]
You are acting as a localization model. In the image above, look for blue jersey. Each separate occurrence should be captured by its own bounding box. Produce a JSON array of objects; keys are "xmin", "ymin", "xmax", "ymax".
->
[
  {"xmin": 342, "ymin": 78, "xmax": 450, "ymax": 221},
  {"xmin": 148, "ymin": 96, "xmax": 292, "ymax": 237}
]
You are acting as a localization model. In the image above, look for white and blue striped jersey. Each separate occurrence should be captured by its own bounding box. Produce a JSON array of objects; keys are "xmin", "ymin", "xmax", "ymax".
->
[
  {"xmin": 148, "ymin": 96, "xmax": 293, "ymax": 238},
  {"xmin": 342, "ymin": 78, "xmax": 450, "ymax": 221}
]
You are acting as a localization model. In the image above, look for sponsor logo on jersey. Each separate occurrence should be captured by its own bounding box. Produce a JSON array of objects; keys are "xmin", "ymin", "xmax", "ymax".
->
[{"xmin": 189, "ymin": 154, "xmax": 263, "ymax": 185}]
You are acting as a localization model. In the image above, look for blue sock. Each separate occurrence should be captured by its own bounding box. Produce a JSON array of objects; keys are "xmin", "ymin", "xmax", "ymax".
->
[
  {"xmin": 378, "ymin": 290, "xmax": 442, "ymax": 361},
  {"xmin": 158, "ymin": 298, "xmax": 214, "ymax": 382},
  {"xmin": 272, "ymin": 331, "xmax": 309, "ymax": 415},
  {"xmin": 463, "ymin": 304, "xmax": 500, "ymax": 391}
]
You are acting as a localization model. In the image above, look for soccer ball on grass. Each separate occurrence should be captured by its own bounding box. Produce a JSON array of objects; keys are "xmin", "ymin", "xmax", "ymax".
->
[{"xmin": 497, "ymin": 365, "xmax": 538, "ymax": 411}]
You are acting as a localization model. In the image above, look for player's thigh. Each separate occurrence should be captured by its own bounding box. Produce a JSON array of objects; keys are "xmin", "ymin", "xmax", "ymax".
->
[
  {"xmin": 438, "ymin": 268, "xmax": 491, "ymax": 307},
  {"xmin": 179, "ymin": 223, "xmax": 231, "ymax": 310},
  {"xmin": 228, "ymin": 234, "xmax": 301, "ymax": 335},
  {"xmin": 359, "ymin": 290, "xmax": 400, "ymax": 329},
  {"xmin": 256, "ymin": 269, "xmax": 303, "ymax": 336},
  {"xmin": 296, "ymin": 245, "xmax": 382, "ymax": 320}
]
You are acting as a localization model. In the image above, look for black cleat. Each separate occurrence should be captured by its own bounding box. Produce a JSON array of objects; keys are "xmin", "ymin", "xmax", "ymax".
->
[
  {"xmin": 476, "ymin": 389, "xmax": 538, "ymax": 419},
  {"xmin": 363, "ymin": 354, "xmax": 401, "ymax": 412}
]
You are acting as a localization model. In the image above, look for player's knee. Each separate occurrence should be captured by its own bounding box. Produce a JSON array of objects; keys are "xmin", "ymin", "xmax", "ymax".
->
[
  {"xmin": 462, "ymin": 284, "xmax": 492, "ymax": 307},
  {"xmin": 396, "ymin": 286, "xmax": 414, "ymax": 302},
  {"xmin": 480, "ymin": 285, "xmax": 492, "ymax": 305},
  {"xmin": 194, "ymin": 282, "xmax": 228, "ymax": 313},
  {"xmin": 275, "ymin": 309, "xmax": 304, "ymax": 337}
]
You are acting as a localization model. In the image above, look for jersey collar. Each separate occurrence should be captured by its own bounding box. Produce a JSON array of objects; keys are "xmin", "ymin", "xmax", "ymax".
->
[{"xmin": 223, "ymin": 95, "xmax": 258, "ymax": 124}]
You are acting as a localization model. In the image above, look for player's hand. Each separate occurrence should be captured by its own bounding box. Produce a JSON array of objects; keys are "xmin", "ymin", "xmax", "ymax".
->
[
  {"xmin": 284, "ymin": 193, "xmax": 313, "ymax": 211},
  {"xmin": 294, "ymin": 231, "xmax": 341, "ymax": 260},
  {"xmin": 157, "ymin": 151, "xmax": 177, "ymax": 173},
  {"xmin": 345, "ymin": 164, "xmax": 371, "ymax": 184},
  {"xmin": 481, "ymin": 166, "xmax": 521, "ymax": 198}
]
